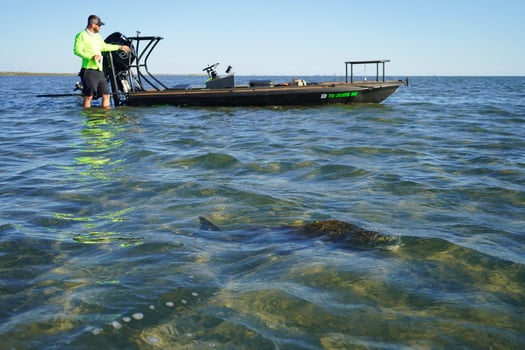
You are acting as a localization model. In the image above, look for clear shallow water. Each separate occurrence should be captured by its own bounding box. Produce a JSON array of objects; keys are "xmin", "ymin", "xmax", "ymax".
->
[{"xmin": 0, "ymin": 75, "xmax": 524, "ymax": 349}]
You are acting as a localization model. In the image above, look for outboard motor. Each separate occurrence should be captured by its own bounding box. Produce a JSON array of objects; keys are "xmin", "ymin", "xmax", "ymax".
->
[
  {"xmin": 103, "ymin": 32, "xmax": 135, "ymax": 105},
  {"xmin": 105, "ymin": 32, "xmax": 134, "ymax": 72}
]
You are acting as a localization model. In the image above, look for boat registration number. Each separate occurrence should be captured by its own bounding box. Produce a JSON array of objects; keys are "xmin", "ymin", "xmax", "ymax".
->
[{"xmin": 321, "ymin": 91, "xmax": 359, "ymax": 99}]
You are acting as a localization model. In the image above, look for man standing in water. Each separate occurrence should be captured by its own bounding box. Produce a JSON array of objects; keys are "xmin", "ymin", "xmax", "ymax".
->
[{"xmin": 73, "ymin": 15, "xmax": 130, "ymax": 108}]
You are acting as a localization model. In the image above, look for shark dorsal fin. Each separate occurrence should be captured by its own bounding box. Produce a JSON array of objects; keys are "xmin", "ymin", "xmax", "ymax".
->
[{"xmin": 199, "ymin": 216, "xmax": 222, "ymax": 231}]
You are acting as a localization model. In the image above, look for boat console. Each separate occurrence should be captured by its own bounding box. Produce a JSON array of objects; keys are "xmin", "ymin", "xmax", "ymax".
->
[{"xmin": 203, "ymin": 63, "xmax": 235, "ymax": 89}]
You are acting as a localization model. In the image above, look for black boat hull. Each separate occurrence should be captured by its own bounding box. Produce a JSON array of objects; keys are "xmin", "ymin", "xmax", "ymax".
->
[{"xmin": 125, "ymin": 82, "xmax": 403, "ymax": 107}]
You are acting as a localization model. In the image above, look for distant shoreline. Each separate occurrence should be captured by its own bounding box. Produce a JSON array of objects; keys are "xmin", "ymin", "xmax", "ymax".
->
[
  {"xmin": 0, "ymin": 72, "xmax": 77, "ymax": 76},
  {"xmin": 0, "ymin": 72, "xmax": 207, "ymax": 77}
]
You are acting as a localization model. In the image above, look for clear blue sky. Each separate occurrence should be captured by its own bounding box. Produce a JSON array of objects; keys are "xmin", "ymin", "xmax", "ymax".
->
[{"xmin": 3, "ymin": 0, "xmax": 524, "ymax": 75}]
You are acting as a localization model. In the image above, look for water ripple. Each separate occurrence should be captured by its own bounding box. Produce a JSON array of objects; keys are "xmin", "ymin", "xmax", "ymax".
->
[{"xmin": 1, "ymin": 76, "xmax": 524, "ymax": 349}]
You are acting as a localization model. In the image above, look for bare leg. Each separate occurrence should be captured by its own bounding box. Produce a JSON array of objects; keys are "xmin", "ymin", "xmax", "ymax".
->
[
  {"xmin": 102, "ymin": 94, "xmax": 111, "ymax": 108},
  {"xmin": 83, "ymin": 95, "xmax": 93, "ymax": 108}
]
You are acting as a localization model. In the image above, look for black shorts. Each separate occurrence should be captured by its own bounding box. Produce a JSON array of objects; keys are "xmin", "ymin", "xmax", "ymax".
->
[{"xmin": 80, "ymin": 69, "xmax": 110, "ymax": 97}]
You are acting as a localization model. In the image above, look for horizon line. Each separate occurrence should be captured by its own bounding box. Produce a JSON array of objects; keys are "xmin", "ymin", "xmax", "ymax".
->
[{"xmin": 1, "ymin": 71, "xmax": 524, "ymax": 78}]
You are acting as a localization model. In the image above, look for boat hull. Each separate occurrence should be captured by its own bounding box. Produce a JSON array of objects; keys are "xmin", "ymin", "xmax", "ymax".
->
[{"xmin": 125, "ymin": 81, "xmax": 403, "ymax": 107}]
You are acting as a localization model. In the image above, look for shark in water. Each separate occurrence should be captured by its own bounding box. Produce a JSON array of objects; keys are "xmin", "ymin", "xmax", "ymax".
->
[{"xmin": 198, "ymin": 216, "xmax": 399, "ymax": 249}]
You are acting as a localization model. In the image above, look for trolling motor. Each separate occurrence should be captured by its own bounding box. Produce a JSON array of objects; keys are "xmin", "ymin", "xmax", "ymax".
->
[{"xmin": 203, "ymin": 63, "xmax": 235, "ymax": 89}]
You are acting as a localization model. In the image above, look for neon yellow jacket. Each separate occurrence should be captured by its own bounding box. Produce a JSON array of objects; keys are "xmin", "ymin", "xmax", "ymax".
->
[{"xmin": 74, "ymin": 29, "xmax": 121, "ymax": 71}]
